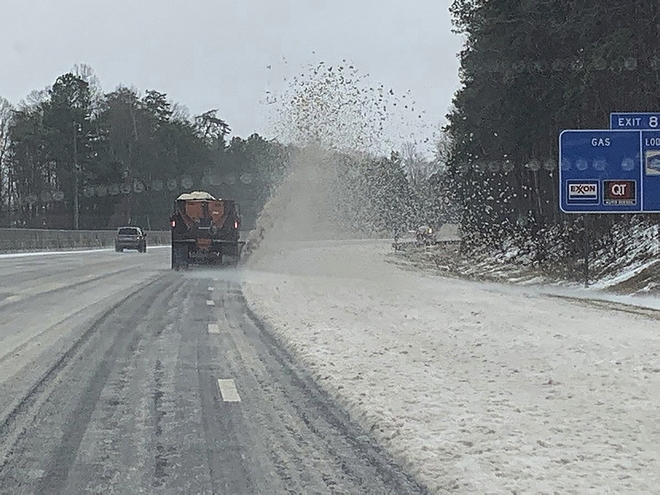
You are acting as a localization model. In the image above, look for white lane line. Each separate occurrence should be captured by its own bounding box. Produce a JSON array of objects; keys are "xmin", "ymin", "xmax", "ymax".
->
[
  {"xmin": 217, "ymin": 379, "xmax": 241, "ymax": 402},
  {"xmin": 206, "ymin": 300, "xmax": 215, "ymax": 306},
  {"xmin": 208, "ymin": 323, "xmax": 220, "ymax": 334},
  {"xmin": 0, "ymin": 248, "xmax": 114, "ymax": 259},
  {"xmin": 0, "ymin": 244, "xmax": 171, "ymax": 260}
]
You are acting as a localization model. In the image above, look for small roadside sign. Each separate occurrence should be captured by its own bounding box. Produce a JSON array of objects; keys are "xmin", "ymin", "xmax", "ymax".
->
[{"xmin": 610, "ymin": 112, "xmax": 660, "ymax": 130}]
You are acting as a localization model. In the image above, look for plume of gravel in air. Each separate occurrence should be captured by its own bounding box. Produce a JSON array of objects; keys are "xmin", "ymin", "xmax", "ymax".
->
[
  {"xmin": 246, "ymin": 61, "xmax": 428, "ymax": 259},
  {"xmin": 271, "ymin": 61, "xmax": 428, "ymax": 156},
  {"xmin": 244, "ymin": 146, "xmax": 349, "ymax": 261}
]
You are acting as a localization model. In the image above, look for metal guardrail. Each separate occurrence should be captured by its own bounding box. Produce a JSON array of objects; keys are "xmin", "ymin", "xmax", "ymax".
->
[{"xmin": 0, "ymin": 228, "xmax": 170, "ymax": 252}]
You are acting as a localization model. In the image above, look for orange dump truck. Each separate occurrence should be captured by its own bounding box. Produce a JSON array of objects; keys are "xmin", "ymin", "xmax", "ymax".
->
[{"xmin": 170, "ymin": 191, "xmax": 243, "ymax": 269}]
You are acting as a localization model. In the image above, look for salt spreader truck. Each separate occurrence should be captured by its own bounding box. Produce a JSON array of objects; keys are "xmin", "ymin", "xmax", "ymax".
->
[{"xmin": 170, "ymin": 191, "xmax": 243, "ymax": 269}]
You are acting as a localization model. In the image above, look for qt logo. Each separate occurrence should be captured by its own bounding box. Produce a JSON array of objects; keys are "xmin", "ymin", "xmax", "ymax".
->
[{"xmin": 604, "ymin": 180, "xmax": 636, "ymax": 205}]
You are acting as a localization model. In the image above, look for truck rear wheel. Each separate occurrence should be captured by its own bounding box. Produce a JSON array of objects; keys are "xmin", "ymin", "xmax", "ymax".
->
[
  {"xmin": 172, "ymin": 244, "xmax": 188, "ymax": 270},
  {"xmin": 171, "ymin": 246, "xmax": 178, "ymax": 270}
]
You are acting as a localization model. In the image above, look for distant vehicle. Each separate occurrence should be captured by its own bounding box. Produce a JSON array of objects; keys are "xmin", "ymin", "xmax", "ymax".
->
[
  {"xmin": 415, "ymin": 225, "xmax": 437, "ymax": 246},
  {"xmin": 115, "ymin": 226, "xmax": 147, "ymax": 252},
  {"xmin": 170, "ymin": 191, "xmax": 244, "ymax": 269}
]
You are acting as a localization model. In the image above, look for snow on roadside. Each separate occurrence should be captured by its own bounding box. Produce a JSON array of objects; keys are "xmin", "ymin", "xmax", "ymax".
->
[
  {"xmin": 589, "ymin": 259, "xmax": 660, "ymax": 290},
  {"xmin": 243, "ymin": 239, "xmax": 660, "ymax": 493}
]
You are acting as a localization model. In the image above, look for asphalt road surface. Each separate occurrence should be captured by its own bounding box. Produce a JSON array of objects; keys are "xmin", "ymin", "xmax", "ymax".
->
[{"xmin": 0, "ymin": 247, "xmax": 425, "ymax": 494}]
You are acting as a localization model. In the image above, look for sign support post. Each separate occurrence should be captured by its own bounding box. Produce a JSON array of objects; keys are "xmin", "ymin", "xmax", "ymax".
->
[{"xmin": 583, "ymin": 215, "xmax": 589, "ymax": 288}]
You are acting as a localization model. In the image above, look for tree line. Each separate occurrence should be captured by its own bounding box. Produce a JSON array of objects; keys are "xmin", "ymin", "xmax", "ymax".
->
[
  {"xmin": 446, "ymin": 0, "xmax": 660, "ymax": 252},
  {"xmin": 0, "ymin": 65, "xmax": 461, "ymax": 236},
  {"xmin": 0, "ymin": 66, "xmax": 289, "ymax": 230}
]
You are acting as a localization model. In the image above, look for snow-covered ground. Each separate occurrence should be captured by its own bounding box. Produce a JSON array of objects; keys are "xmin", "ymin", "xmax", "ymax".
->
[{"xmin": 243, "ymin": 239, "xmax": 660, "ymax": 493}]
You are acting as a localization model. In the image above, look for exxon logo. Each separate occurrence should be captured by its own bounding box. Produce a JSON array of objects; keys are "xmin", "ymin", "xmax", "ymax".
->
[{"xmin": 568, "ymin": 182, "xmax": 598, "ymax": 199}]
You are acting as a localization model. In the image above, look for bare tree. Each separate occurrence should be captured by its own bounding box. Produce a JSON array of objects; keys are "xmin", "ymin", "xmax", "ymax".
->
[
  {"xmin": 171, "ymin": 102, "xmax": 190, "ymax": 122},
  {"xmin": 401, "ymin": 141, "xmax": 438, "ymax": 187},
  {"xmin": 0, "ymin": 96, "xmax": 13, "ymax": 220},
  {"xmin": 72, "ymin": 63, "xmax": 103, "ymax": 117},
  {"xmin": 22, "ymin": 88, "xmax": 49, "ymax": 108},
  {"xmin": 433, "ymin": 130, "xmax": 451, "ymax": 174}
]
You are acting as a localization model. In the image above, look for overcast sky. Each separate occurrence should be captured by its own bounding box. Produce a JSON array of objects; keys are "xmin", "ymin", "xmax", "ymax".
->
[{"xmin": 1, "ymin": 0, "xmax": 463, "ymax": 147}]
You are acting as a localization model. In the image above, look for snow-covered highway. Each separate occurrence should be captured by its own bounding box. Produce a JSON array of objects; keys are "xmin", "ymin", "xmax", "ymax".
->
[{"xmin": 244, "ymin": 238, "xmax": 660, "ymax": 493}]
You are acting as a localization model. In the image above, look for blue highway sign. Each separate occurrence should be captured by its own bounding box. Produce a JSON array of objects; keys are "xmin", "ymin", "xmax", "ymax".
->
[
  {"xmin": 641, "ymin": 130, "xmax": 660, "ymax": 211},
  {"xmin": 559, "ymin": 129, "xmax": 660, "ymax": 213},
  {"xmin": 610, "ymin": 112, "xmax": 660, "ymax": 130}
]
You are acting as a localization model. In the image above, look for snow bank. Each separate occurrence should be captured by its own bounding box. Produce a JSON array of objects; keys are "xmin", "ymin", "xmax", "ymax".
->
[{"xmin": 243, "ymin": 239, "xmax": 660, "ymax": 493}]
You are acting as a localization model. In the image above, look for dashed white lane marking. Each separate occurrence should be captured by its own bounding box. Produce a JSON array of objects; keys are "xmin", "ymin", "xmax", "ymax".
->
[
  {"xmin": 217, "ymin": 379, "xmax": 241, "ymax": 402},
  {"xmin": 206, "ymin": 300, "xmax": 215, "ymax": 306},
  {"xmin": 208, "ymin": 323, "xmax": 220, "ymax": 334}
]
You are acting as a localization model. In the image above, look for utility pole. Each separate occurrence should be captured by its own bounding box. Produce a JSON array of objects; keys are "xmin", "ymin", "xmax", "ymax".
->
[
  {"xmin": 7, "ymin": 165, "xmax": 11, "ymax": 228},
  {"xmin": 73, "ymin": 121, "xmax": 79, "ymax": 230}
]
